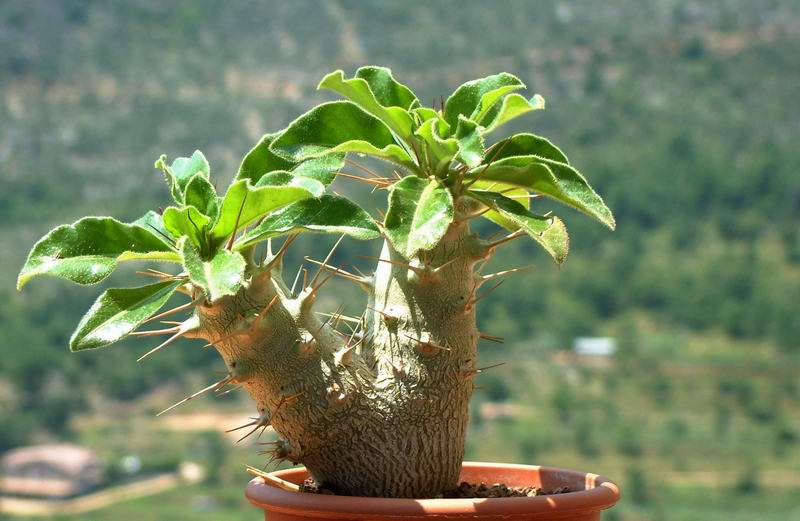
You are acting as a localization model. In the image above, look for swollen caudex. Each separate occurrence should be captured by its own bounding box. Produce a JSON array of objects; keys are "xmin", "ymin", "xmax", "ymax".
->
[
  {"xmin": 156, "ymin": 220, "xmax": 496, "ymax": 496},
  {"xmin": 116, "ymin": 219, "xmax": 499, "ymax": 495}
]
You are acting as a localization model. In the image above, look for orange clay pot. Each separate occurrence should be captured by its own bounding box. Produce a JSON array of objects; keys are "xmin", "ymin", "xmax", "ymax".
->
[{"xmin": 245, "ymin": 461, "xmax": 620, "ymax": 520}]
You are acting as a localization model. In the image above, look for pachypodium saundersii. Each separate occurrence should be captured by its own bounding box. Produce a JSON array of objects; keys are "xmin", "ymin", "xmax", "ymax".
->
[{"xmin": 18, "ymin": 67, "xmax": 614, "ymax": 498}]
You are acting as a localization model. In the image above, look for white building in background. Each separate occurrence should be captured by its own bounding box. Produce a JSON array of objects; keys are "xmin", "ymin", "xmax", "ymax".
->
[
  {"xmin": 0, "ymin": 444, "xmax": 105, "ymax": 498},
  {"xmin": 573, "ymin": 337, "xmax": 617, "ymax": 357}
]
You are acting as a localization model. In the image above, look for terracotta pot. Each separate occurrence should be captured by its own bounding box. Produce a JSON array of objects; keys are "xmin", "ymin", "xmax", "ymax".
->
[{"xmin": 246, "ymin": 461, "xmax": 620, "ymax": 520}]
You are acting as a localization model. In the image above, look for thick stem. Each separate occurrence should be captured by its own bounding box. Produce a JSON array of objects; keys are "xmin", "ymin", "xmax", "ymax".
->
[
  {"xmin": 192, "ymin": 215, "xmax": 491, "ymax": 497},
  {"xmin": 360, "ymin": 219, "xmax": 488, "ymax": 495}
]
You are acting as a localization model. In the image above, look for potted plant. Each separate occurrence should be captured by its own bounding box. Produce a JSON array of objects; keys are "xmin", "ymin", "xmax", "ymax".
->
[{"xmin": 18, "ymin": 67, "xmax": 619, "ymax": 519}]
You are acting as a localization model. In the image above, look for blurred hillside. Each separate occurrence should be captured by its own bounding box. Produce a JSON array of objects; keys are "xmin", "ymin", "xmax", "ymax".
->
[{"xmin": 1, "ymin": 1, "xmax": 799, "ymax": 520}]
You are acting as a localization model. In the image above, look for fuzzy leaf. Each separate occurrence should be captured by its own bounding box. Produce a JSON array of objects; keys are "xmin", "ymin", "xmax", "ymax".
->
[
  {"xmin": 384, "ymin": 176, "xmax": 454, "ymax": 258},
  {"xmin": 270, "ymin": 101, "xmax": 415, "ymax": 168},
  {"xmin": 444, "ymin": 73, "xmax": 525, "ymax": 129},
  {"xmin": 413, "ymin": 107, "xmax": 441, "ymax": 125},
  {"xmin": 236, "ymin": 133, "xmax": 295, "ymax": 184},
  {"xmin": 162, "ymin": 206, "xmax": 212, "ymax": 250},
  {"xmin": 289, "ymin": 155, "xmax": 345, "ymax": 186},
  {"xmin": 255, "ymin": 171, "xmax": 326, "ymax": 196},
  {"xmin": 466, "ymin": 156, "xmax": 615, "ymax": 229},
  {"xmin": 470, "ymin": 180, "xmax": 530, "ymax": 231},
  {"xmin": 318, "ymin": 68, "xmax": 416, "ymax": 140},
  {"xmin": 132, "ymin": 211, "xmax": 177, "ymax": 249},
  {"xmin": 70, "ymin": 280, "xmax": 182, "ymax": 351},
  {"xmin": 489, "ymin": 133, "xmax": 569, "ymax": 164},
  {"xmin": 481, "ymin": 93, "xmax": 545, "ymax": 133},
  {"xmin": 355, "ymin": 66, "xmax": 418, "ymax": 109},
  {"xmin": 236, "ymin": 132, "xmax": 344, "ymax": 186},
  {"xmin": 210, "ymin": 178, "xmax": 321, "ymax": 244},
  {"xmin": 454, "ymin": 115, "xmax": 484, "ymax": 168},
  {"xmin": 236, "ymin": 195, "xmax": 380, "ymax": 249},
  {"xmin": 156, "ymin": 150, "xmax": 210, "ymax": 203},
  {"xmin": 184, "ymin": 173, "xmax": 220, "ymax": 223},
  {"xmin": 414, "ymin": 118, "xmax": 458, "ymax": 174},
  {"xmin": 17, "ymin": 217, "xmax": 180, "ymax": 290},
  {"xmin": 181, "ymin": 239, "xmax": 246, "ymax": 301},
  {"xmin": 469, "ymin": 190, "xmax": 569, "ymax": 264}
]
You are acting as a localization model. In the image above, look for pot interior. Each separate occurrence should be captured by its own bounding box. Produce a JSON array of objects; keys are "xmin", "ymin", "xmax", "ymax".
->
[{"xmin": 274, "ymin": 462, "xmax": 602, "ymax": 494}]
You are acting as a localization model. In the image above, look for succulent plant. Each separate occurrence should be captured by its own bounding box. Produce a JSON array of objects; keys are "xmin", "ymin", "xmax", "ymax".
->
[{"xmin": 18, "ymin": 67, "xmax": 613, "ymax": 498}]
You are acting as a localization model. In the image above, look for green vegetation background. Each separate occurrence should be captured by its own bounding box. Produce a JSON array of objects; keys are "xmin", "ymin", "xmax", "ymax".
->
[{"xmin": 1, "ymin": 1, "xmax": 798, "ymax": 520}]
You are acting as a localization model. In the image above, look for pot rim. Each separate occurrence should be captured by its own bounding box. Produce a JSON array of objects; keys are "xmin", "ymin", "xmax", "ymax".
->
[{"xmin": 246, "ymin": 461, "xmax": 620, "ymax": 518}]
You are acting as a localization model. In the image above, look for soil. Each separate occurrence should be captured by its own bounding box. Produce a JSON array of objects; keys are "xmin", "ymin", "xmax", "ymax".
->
[{"xmin": 299, "ymin": 479, "xmax": 570, "ymax": 498}]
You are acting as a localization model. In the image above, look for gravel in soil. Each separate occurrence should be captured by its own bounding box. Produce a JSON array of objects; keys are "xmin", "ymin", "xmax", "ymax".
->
[
  {"xmin": 442, "ymin": 481, "xmax": 570, "ymax": 498},
  {"xmin": 299, "ymin": 479, "xmax": 570, "ymax": 498}
]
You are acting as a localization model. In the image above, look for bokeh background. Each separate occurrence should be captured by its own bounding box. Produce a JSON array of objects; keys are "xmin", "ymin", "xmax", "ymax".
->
[{"xmin": 1, "ymin": 1, "xmax": 799, "ymax": 520}]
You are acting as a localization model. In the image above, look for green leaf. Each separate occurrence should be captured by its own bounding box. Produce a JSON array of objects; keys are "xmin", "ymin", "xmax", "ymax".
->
[
  {"xmin": 236, "ymin": 133, "xmax": 344, "ymax": 187},
  {"xmin": 454, "ymin": 115, "xmax": 484, "ymax": 168},
  {"xmin": 481, "ymin": 93, "xmax": 545, "ymax": 133},
  {"xmin": 289, "ymin": 154, "xmax": 344, "ymax": 186},
  {"xmin": 236, "ymin": 133, "xmax": 295, "ymax": 184},
  {"xmin": 469, "ymin": 190, "xmax": 569, "ymax": 265},
  {"xmin": 444, "ymin": 73, "xmax": 525, "ymax": 129},
  {"xmin": 181, "ymin": 239, "xmax": 246, "ymax": 302},
  {"xmin": 156, "ymin": 150, "xmax": 210, "ymax": 203},
  {"xmin": 18, "ymin": 217, "xmax": 180, "ymax": 290},
  {"xmin": 133, "ymin": 211, "xmax": 177, "ymax": 249},
  {"xmin": 162, "ymin": 206, "xmax": 212, "ymax": 250},
  {"xmin": 235, "ymin": 195, "xmax": 380, "ymax": 249},
  {"xmin": 184, "ymin": 173, "xmax": 220, "ymax": 223},
  {"xmin": 384, "ymin": 176, "xmax": 454, "ymax": 258},
  {"xmin": 355, "ymin": 66, "xmax": 418, "ymax": 109},
  {"xmin": 255, "ymin": 171, "xmax": 326, "ymax": 196},
  {"xmin": 470, "ymin": 180, "xmax": 530, "ymax": 231},
  {"xmin": 489, "ymin": 133, "xmax": 569, "ymax": 164},
  {"xmin": 414, "ymin": 118, "xmax": 458, "ymax": 174},
  {"xmin": 413, "ymin": 107, "xmax": 441, "ymax": 125},
  {"xmin": 210, "ymin": 178, "xmax": 321, "ymax": 244},
  {"xmin": 466, "ymin": 156, "xmax": 615, "ymax": 229},
  {"xmin": 319, "ymin": 69, "xmax": 416, "ymax": 141},
  {"xmin": 270, "ymin": 101, "xmax": 415, "ymax": 169},
  {"xmin": 70, "ymin": 280, "xmax": 182, "ymax": 351}
]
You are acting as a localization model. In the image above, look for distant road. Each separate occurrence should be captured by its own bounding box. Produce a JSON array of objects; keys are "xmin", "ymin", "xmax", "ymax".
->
[{"xmin": 0, "ymin": 473, "xmax": 178, "ymax": 517}]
